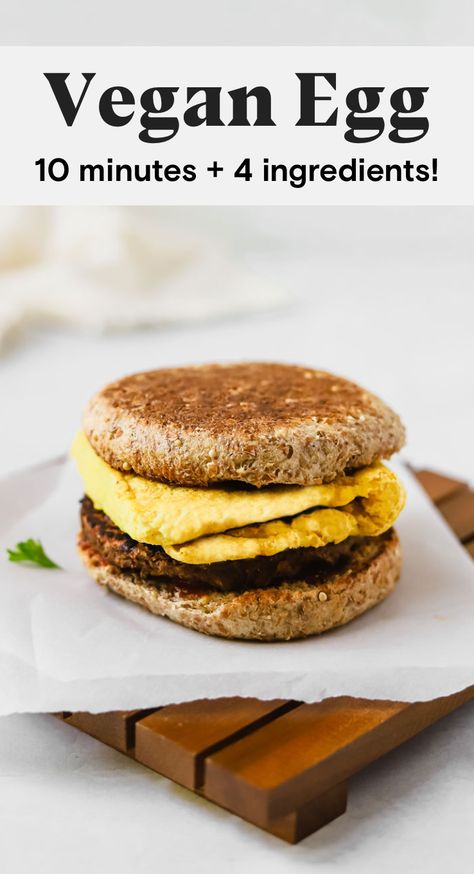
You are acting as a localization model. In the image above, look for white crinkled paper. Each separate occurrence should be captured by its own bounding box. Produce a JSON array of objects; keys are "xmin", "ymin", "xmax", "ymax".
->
[{"xmin": 0, "ymin": 457, "xmax": 473, "ymax": 716}]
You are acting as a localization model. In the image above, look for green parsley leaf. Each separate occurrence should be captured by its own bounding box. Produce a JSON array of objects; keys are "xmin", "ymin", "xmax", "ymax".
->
[{"xmin": 7, "ymin": 539, "xmax": 60, "ymax": 569}]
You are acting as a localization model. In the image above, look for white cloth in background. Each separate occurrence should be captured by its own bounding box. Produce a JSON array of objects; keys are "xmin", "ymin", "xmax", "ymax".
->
[{"xmin": 0, "ymin": 207, "xmax": 289, "ymax": 351}]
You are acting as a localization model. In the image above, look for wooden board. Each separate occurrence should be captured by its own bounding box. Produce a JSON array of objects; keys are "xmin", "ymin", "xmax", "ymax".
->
[{"xmin": 55, "ymin": 468, "xmax": 474, "ymax": 844}]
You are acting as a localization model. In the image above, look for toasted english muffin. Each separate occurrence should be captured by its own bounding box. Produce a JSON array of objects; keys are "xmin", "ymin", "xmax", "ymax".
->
[{"xmin": 82, "ymin": 362, "xmax": 405, "ymax": 487}]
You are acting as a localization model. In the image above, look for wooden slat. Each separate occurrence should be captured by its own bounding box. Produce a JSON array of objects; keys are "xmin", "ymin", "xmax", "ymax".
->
[
  {"xmin": 203, "ymin": 688, "xmax": 474, "ymax": 823},
  {"xmin": 240, "ymin": 782, "xmax": 348, "ymax": 844},
  {"xmin": 65, "ymin": 709, "xmax": 158, "ymax": 753},
  {"xmin": 437, "ymin": 490, "xmax": 474, "ymax": 542},
  {"xmin": 204, "ymin": 698, "xmax": 406, "ymax": 824},
  {"xmin": 134, "ymin": 698, "xmax": 296, "ymax": 790},
  {"xmin": 414, "ymin": 469, "xmax": 466, "ymax": 504},
  {"xmin": 465, "ymin": 539, "xmax": 474, "ymax": 559}
]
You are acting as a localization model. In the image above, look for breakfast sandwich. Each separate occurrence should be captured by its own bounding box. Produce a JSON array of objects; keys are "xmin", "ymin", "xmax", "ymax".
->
[{"xmin": 72, "ymin": 362, "xmax": 406, "ymax": 641}]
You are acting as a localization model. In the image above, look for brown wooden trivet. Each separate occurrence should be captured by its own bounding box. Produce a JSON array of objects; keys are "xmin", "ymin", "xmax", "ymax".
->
[{"xmin": 54, "ymin": 468, "xmax": 474, "ymax": 844}]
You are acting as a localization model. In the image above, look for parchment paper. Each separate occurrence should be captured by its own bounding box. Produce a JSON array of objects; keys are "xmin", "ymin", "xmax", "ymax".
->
[{"xmin": 0, "ymin": 458, "xmax": 473, "ymax": 715}]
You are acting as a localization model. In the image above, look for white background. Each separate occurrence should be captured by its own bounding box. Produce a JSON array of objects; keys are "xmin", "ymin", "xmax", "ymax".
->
[
  {"xmin": 3, "ymin": 0, "xmax": 474, "ymax": 46},
  {"xmin": 1, "ymin": 3, "xmax": 473, "ymax": 873}
]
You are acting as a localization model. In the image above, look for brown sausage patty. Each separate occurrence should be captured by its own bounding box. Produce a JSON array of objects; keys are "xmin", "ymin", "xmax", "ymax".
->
[{"xmin": 79, "ymin": 496, "xmax": 389, "ymax": 593}]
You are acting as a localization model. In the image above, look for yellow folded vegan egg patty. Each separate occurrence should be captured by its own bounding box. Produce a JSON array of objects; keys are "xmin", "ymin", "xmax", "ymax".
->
[{"xmin": 72, "ymin": 430, "xmax": 405, "ymax": 565}]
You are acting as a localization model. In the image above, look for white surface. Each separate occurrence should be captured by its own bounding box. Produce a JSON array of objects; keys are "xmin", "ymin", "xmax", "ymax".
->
[
  {"xmin": 1, "ymin": 703, "xmax": 474, "ymax": 873},
  {"xmin": 0, "ymin": 206, "xmax": 472, "ymax": 482},
  {"xmin": 1, "ymin": 452, "xmax": 473, "ymax": 716}
]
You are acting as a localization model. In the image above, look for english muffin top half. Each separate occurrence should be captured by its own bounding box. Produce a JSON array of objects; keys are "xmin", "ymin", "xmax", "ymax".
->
[{"xmin": 82, "ymin": 362, "xmax": 405, "ymax": 488}]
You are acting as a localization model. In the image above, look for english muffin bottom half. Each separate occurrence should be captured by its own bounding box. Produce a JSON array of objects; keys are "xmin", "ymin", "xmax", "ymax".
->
[{"xmin": 73, "ymin": 362, "xmax": 406, "ymax": 641}]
